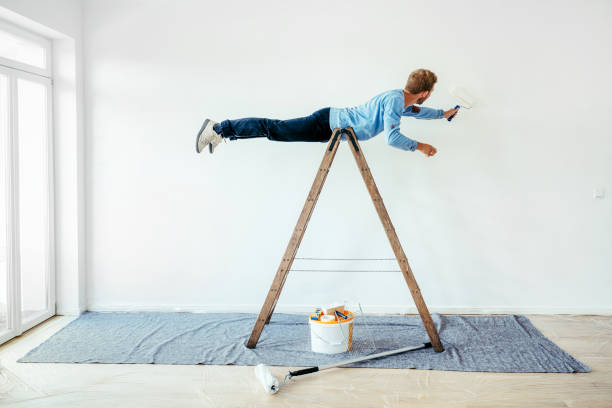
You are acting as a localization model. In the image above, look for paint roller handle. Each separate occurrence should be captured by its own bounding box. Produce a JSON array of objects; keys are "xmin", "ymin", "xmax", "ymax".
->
[
  {"xmin": 447, "ymin": 105, "xmax": 460, "ymax": 122},
  {"xmin": 289, "ymin": 366, "xmax": 319, "ymax": 377}
]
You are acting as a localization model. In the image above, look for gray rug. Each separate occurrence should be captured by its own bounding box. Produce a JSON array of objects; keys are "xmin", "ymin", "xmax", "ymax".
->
[{"xmin": 18, "ymin": 312, "xmax": 590, "ymax": 373}]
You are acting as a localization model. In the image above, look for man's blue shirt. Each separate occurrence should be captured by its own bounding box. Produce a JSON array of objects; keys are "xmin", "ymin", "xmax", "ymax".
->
[{"xmin": 329, "ymin": 89, "xmax": 444, "ymax": 151}]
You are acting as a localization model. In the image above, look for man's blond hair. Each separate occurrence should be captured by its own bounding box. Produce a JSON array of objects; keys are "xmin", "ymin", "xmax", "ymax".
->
[{"xmin": 404, "ymin": 69, "xmax": 437, "ymax": 94}]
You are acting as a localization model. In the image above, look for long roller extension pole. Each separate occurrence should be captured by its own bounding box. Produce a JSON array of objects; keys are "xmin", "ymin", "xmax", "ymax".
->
[
  {"xmin": 255, "ymin": 342, "xmax": 432, "ymax": 394},
  {"xmin": 309, "ymin": 342, "xmax": 431, "ymax": 372}
]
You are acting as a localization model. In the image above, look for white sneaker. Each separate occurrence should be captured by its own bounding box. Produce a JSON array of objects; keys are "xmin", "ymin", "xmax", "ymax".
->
[{"xmin": 196, "ymin": 119, "xmax": 224, "ymax": 154}]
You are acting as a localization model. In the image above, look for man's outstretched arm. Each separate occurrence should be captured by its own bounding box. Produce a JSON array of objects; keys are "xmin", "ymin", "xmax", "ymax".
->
[
  {"xmin": 383, "ymin": 101, "xmax": 437, "ymax": 157},
  {"xmin": 404, "ymin": 105, "xmax": 459, "ymax": 120}
]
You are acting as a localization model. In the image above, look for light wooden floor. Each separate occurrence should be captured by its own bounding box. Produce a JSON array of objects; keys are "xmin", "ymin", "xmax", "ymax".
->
[{"xmin": 0, "ymin": 314, "xmax": 610, "ymax": 407}]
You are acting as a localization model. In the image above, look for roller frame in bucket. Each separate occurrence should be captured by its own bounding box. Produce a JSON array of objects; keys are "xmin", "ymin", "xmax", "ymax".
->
[{"xmin": 255, "ymin": 342, "xmax": 432, "ymax": 394}]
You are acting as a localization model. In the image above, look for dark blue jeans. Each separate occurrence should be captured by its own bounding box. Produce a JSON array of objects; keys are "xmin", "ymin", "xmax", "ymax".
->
[{"xmin": 213, "ymin": 107, "xmax": 332, "ymax": 142}]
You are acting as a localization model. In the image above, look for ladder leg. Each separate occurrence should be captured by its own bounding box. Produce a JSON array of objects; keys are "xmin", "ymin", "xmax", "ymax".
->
[
  {"xmin": 246, "ymin": 130, "xmax": 342, "ymax": 348},
  {"xmin": 344, "ymin": 128, "xmax": 444, "ymax": 353}
]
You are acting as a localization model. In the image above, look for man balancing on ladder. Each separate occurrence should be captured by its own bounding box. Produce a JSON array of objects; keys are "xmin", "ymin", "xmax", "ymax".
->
[
  {"xmin": 195, "ymin": 68, "xmax": 453, "ymax": 352},
  {"xmin": 195, "ymin": 68, "xmax": 459, "ymax": 156}
]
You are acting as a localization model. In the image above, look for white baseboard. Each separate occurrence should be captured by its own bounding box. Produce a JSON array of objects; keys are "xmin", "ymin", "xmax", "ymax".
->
[
  {"xmin": 85, "ymin": 303, "xmax": 612, "ymax": 316},
  {"xmin": 56, "ymin": 301, "xmax": 88, "ymax": 316},
  {"xmin": 56, "ymin": 307, "xmax": 86, "ymax": 316}
]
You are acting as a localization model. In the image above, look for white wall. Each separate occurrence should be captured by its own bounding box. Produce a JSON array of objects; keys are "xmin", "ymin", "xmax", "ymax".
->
[
  {"xmin": 0, "ymin": 0, "xmax": 81, "ymax": 38},
  {"xmin": 83, "ymin": 0, "xmax": 612, "ymax": 315},
  {"xmin": 0, "ymin": 0, "xmax": 86, "ymax": 315}
]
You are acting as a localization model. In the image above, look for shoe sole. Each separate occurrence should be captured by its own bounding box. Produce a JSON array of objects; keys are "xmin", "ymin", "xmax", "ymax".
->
[{"xmin": 196, "ymin": 119, "xmax": 211, "ymax": 153}]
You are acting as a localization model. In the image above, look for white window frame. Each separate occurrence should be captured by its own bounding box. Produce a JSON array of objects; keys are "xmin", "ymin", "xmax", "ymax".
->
[
  {"xmin": 0, "ymin": 24, "xmax": 55, "ymax": 346},
  {"xmin": 0, "ymin": 19, "xmax": 52, "ymax": 78}
]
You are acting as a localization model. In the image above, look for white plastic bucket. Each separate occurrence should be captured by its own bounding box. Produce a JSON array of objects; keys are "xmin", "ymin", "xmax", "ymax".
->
[{"xmin": 308, "ymin": 311, "xmax": 354, "ymax": 354}]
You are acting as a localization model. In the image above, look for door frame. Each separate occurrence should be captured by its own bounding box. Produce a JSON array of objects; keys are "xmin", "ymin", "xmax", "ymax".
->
[{"xmin": 0, "ymin": 64, "xmax": 55, "ymax": 346}]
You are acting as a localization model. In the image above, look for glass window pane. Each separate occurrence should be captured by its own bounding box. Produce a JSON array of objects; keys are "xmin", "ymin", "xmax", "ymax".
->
[
  {"xmin": 17, "ymin": 78, "xmax": 49, "ymax": 323},
  {"xmin": 0, "ymin": 29, "xmax": 46, "ymax": 69},
  {"xmin": 0, "ymin": 74, "xmax": 8, "ymax": 332}
]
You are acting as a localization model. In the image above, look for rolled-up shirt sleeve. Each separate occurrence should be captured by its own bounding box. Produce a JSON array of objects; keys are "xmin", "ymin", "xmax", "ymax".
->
[{"xmin": 384, "ymin": 99, "xmax": 418, "ymax": 151}]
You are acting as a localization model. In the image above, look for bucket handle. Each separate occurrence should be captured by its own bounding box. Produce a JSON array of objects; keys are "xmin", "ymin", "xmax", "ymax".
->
[
  {"xmin": 312, "ymin": 320, "xmax": 351, "ymax": 346},
  {"xmin": 312, "ymin": 330, "xmax": 346, "ymax": 346}
]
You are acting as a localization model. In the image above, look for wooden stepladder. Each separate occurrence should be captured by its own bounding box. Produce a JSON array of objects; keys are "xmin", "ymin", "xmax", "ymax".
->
[{"xmin": 246, "ymin": 127, "xmax": 444, "ymax": 352}]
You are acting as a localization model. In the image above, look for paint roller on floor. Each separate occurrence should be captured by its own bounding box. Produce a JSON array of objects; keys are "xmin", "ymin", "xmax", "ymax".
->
[
  {"xmin": 447, "ymin": 86, "xmax": 476, "ymax": 122},
  {"xmin": 254, "ymin": 303, "xmax": 433, "ymax": 394},
  {"xmin": 255, "ymin": 342, "xmax": 432, "ymax": 395}
]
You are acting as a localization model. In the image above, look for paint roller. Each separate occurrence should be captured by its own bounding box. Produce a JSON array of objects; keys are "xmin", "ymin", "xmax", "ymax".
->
[
  {"xmin": 255, "ymin": 364, "xmax": 280, "ymax": 394},
  {"xmin": 255, "ymin": 342, "xmax": 432, "ymax": 394},
  {"xmin": 447, "ymin": 86, "xmax": 475, "ymax": 122}
]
